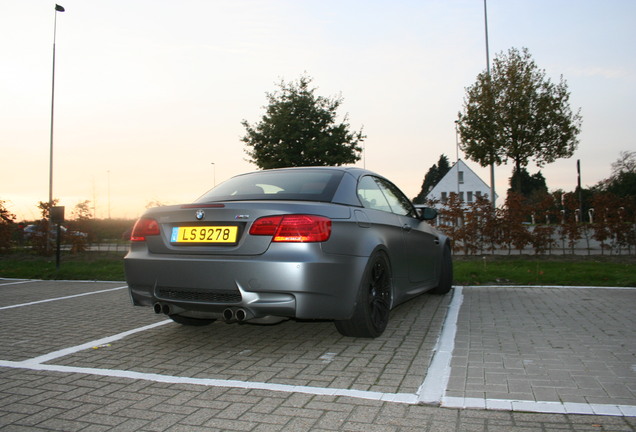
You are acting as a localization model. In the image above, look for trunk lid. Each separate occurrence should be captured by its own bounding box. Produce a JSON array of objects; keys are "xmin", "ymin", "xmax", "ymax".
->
[{"xmin": 141, "ymin": 201, "xmax": 351, "ymax": 256}]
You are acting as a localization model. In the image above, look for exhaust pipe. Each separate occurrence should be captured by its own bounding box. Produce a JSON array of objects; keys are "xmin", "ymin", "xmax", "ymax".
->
[
  {"xmin": 235, "ymin": 309, "xmax": 247, "ymax": 322},
  {"xmin": 223, "ymin": 308, "xmax": 235, "ymax": 322},
  {"xmin": 153, "ymin": 303, "xmax": 172, "ymax": 315},
  {"xmin": 222, "ymin": 307, "xmax": 255, "ymax": 322}
]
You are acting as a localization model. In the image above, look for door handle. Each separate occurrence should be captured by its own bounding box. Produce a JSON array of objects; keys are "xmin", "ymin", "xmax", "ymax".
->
[
  {"xmin": 434, "ymin": 238, "xmax": 440, "ymax": 245},
  {"xmin": 402, "ymin": 224, "xmax": 412, "ymax": 232}
]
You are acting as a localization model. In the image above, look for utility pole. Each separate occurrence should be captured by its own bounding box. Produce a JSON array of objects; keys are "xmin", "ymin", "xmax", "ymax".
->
[{"xmin": 484, "ymin": 0, "xmax": 496, "ymax": 208}]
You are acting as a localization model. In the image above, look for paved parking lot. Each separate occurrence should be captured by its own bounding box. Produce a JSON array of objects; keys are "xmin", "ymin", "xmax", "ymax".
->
[{"xmin": 1, "ymin": 278, "xmax": 635, "ymax": 431}]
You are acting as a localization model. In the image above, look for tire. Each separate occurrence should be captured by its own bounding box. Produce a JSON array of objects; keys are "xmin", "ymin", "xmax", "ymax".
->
[
  {"xmin": 169, "ymin": 315, "xmax": 216, "ymax": 326},
  {"xmin": 335, "ymin": 252, "xmax": 392, "ymax": 338},
  {"xmin": 430, "ymin": 244, "xmax": 452, "ymax": 295}
]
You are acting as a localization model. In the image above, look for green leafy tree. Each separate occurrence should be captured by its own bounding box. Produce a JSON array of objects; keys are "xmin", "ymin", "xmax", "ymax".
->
[
  {"xmin": 457, "ymin": 47, "xmax": 582, "ymax": 192},
  {"xmin": 508, "ymin": 167, "xmax": 547, "ymax": 197},
  {"xmin": 413, "ymin": 154, "xmax": 451, "ymax": 203},
  {"xmin": 607, "ymin": 151, "xmax": 636, "ymax": 201},
  {"xmin": 507, "ymin": 167, "xmax": 550, "ymax": 217},
  {"xmin": 242, "ymin": 75, "xmax": 365, "ymax": 169},
  {"xmin": 607, "ymin": 171, "xmax": 636, "ymax": 198},
  {"xmin": 592, "ymin": 151, "xmax": 635, "ymax": 223}
]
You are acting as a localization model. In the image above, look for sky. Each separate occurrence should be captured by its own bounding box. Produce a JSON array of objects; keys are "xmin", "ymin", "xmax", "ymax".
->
[{"xmin": 2, "ymin": 0, "xmax": 635, "ymax": 221}]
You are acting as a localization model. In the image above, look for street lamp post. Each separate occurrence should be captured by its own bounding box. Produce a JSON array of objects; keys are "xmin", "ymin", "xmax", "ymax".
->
[
  {"xmin": 107, "ymin": 170, "xmax": 111, "ymax": 219},
  {"xmin": 483, "ymin": 0, "xmax": 496, "ymax": 208},
  {"xmin": 49, "ymin": 4, "xmax": 65, "ymax": 209},
  {"xmin": 455, "ymin": 121, "xmax": 460, "ymax": 196}
]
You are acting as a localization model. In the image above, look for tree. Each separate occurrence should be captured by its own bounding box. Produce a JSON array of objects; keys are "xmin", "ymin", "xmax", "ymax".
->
[
  {"xmin": 69, "ymin": 200, "xmax": 94, "ymax": 251},
  {"xmin": 593, "ymin": 151, "xmax": 636, "ymax": 217},
  {"xmin": 611, "ymin": 150, "xmax": 636, "ymax": 177},
  {"xmin": 0, "ymin": 200, "xmax": 16, "ymax": 252},
  {"xmin": 457, "ymin": 47, "xmax": 582, "ymax": 193},
  {"xmin": 72, "ymin": 200, "xmax": 93, "ymax": 220},
  {"xmin": 499, "ymin": 192, "xmax": 532, "ymax": 254},
  {"xmin": 508, "ymin": 167, "xmax": 548, "ymax": 197},
  {"xmin": 607, "ymin": 151, "xmax": 636, "ymax": 200},
  {"xmin": 37, "ymin": 199, "xmax": 59, "ymax": 219},
  {"xmin": 242, "ymin": 75, "xmax": 365, "ymax": 169},
  {"xmin": 30, "ymin": 200, "xmax": 59, "ymax": 256},
  {"xmin": 413, "ymin": 154, "xmax": 451, "ymax": 203},
  {"xmin": 507, "ymin": 167, "xmax": 550, "ymax": 215},
  {"xmin": 607, "ymin": 171, "xmax": 636, "ymax": 198},
  {"xmin": 529, "ymin": 194, "xmax": 557, "ymax": 255}
]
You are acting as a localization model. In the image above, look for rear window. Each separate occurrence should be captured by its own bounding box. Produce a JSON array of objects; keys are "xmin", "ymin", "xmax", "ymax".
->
[{"xmin": 196, "ymin": 170, "xmax": 345, "ymax": 203}]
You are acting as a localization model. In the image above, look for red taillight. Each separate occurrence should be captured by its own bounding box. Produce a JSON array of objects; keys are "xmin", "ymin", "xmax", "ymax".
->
[
  {"xmin": 249, "ymin": 215, "xmax": 283, "ymax": 236},
  {"xmin": 130, "ymin": 218, "xmax": 160, "ymax": 242},
  {"xmin": 249, "ymin": 215, "xmax": 331, "ymax": 242}
]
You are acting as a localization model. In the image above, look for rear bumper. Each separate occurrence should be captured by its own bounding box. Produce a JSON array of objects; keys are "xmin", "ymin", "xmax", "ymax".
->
[{"xmin": 124, "ymin": 243, "xmax": 368, "ymax": 320}]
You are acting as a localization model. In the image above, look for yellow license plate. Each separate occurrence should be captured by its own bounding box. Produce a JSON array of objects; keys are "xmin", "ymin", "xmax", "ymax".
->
[{"xmin": 171, "ymin": 226, "xmax": 238, "ymax": 243}]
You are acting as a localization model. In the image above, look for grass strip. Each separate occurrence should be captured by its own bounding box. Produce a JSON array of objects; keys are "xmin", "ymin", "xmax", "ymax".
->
[
  {"xmin": 453, "ymin": 255, "xmax": 636, "ymax": 287},
  {"xmin": 1, "ymin": 251, "xmax": 635, "ymax": 287},
  {"xmin": 0, "ymin": 251, "xmax": 126, "ymax": 281}
]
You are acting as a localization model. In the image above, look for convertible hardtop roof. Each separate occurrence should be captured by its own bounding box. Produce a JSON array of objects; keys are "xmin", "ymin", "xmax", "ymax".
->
[{"xmin": 236, "ymin": 166, "xmax": 382, "ymax": 180}]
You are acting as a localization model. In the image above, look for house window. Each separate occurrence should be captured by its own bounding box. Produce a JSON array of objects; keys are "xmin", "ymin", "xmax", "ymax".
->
[
  {"xmin": 458, "ymin": 171, "xmax": 464, "ymax": 184},
  {"xmin": 459, "ymin": 192, "xmax": 464, "ymax": 202},
  {"xmin": 441, "ymin": 192, "xmax": 447, "ymax": 203},
  {"xmin": 467, "ymin": 191, "xmax": 473, "ymax": 203}
]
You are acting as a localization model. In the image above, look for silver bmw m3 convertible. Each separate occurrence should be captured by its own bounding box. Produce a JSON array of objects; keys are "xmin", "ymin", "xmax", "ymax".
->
[{"xmin": 124, "ymin": 166, "xmax": 452, "ymax": 338}]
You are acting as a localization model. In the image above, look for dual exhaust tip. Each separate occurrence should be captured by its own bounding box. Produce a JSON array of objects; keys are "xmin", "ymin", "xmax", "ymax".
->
[
  {"xmin": 154, "ymin": 302, "xmax": 250, "ymax": 322},
  {"xmin": 153, "ymin": 303, "xmax": 171, "ymax": 315},
  {"xmin": 222, "ymin": 307, "xmax": 250, "ymax": 322}
]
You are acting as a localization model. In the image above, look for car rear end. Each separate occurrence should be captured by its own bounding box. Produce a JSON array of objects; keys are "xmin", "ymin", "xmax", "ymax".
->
[{"xmin": 124, "ymin": 169, "xmax": 368, "ymax": 322}]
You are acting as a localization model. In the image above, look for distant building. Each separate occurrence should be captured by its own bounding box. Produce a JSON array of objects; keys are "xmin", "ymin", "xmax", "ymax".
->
[{"xmin": 425, "ymin": 159, "xmax": 497, "ymax": 206}]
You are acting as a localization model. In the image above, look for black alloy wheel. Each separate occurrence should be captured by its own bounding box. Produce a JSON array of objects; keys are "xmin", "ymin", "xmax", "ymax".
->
[{"xmin": 335, "ymin": 252, "xmax": 392, "ymax": 338}]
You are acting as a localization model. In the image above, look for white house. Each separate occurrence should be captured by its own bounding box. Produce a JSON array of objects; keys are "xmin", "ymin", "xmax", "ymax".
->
[{"xmin": 425, "ymin": 159, "xmax": 498, "ymax": 205}]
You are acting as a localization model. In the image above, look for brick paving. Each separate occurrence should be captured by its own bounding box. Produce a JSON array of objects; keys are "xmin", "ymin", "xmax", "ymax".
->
[
  {"xmin": 1, "ymin": 279, "xmax": 635, "ymax": 431},
  {"xmin": 448, "ymin": 287, "xmax": 636, "ymax": 407}
]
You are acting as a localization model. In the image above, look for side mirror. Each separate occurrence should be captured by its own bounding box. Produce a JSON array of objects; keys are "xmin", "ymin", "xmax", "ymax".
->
[{"xmin": 414, "ymin": 205, "xmax": 438, "ymax": 221}]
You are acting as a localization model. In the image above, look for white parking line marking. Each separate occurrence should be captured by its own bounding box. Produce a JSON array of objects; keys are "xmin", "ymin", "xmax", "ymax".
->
[
  {"xmin": 442, "ymin": 396, "xmax": 636, "ymax": 416},
  {"xmin": 468, "ymin": 285, "xmax": 636, "ymax": 291},
  {"xmin": 24, "ymin": 320, "xmax": 172, "ymax": 365},
  {"xmin": 0, "ymin": 360, "xmax": 419, "ymax": 404},
  {"xmin": 0, "ymin": 286, "xmax": 128, "ymax": 310},
  {"xmin": 1, "ymin": 285, "xmax": 635, "ymax": 416},
  {"xmin": 419, "ymin": 285, "xmax": 636, "ymax": 416},
  {"xmin": 417, "ymin": 286, "xmax": 463, "ymax": 404},
  {"xmin": 0, "ymin": 281, "xmax": 33, "ymax": 288},
  {"xmin": 0, "ymin": 280, "xmax": 35, "ymax": 287},
  {"xmin": 1, "ymin": 355, "xmax": 634, "ymax": 415}
]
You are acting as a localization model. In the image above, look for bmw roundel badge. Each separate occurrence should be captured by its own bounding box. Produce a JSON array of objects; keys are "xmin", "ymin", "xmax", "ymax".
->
[{"xmin": 195, "ymin": 210, "xmax": 205, "ymax": 220}]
